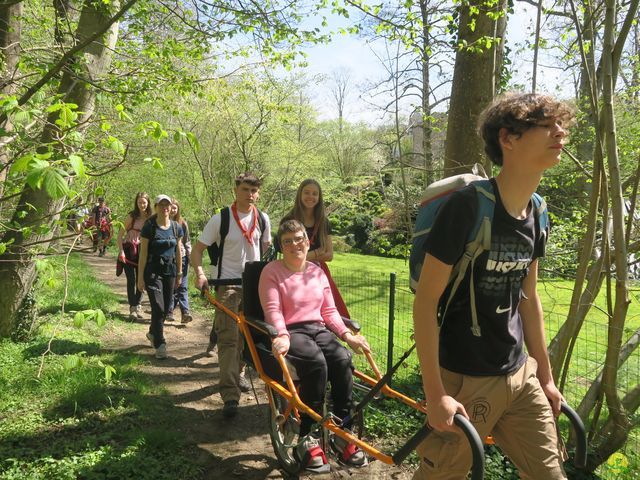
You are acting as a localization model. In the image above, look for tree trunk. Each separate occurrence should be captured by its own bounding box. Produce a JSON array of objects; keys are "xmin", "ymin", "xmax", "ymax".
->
[
  {"xmin": 0, "ymin": 1, "xmax": 23, "ymax": 198},
  {"xmin": 0, "ymin": 0, "xmax": 122, "ymax": 338},
  {"xmin": 443, "ymin": 0, "xmax": 507, "ymax": 176},
  {"xmin": 419, "ymin": 0, "xmax": 434, "ymax": 184},
  {"xmin": 595, "ymin": 0, "xmax": 632, "ymax": 460}
]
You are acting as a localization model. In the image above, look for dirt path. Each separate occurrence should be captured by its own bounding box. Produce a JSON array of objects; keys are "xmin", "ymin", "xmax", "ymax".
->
[{"xmin": 83, "ymin": 251, "xmax": 412, "ymax": 480}]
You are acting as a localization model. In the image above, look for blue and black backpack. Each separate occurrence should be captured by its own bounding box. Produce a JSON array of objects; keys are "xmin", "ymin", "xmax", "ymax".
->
[{"xmin": 409, "ymin": 171, "xmax": 549, "ymax": 336}]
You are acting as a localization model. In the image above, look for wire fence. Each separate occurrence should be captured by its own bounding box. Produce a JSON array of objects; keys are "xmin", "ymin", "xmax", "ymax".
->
[{"xmin": 330, "ymin": 266, "xmax": 640, "ymax": 478}]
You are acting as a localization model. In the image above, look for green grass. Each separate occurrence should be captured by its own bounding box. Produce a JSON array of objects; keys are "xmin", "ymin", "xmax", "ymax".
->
[
  {"xmin": 3, "ymin": 252, "xmax": 638, "ymax": 479},
  {"xmin": 330, "ymin": 252, "xmax": 640, "ymax": 479},
  {"xmin": 0, "ymin": 254, "xmax": 203, "ymax": 480}
]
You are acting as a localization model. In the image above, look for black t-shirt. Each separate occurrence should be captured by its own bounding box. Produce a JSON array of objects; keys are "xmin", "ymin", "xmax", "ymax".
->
[
  {"xmin": 141, "ymin": 219, "xmax": 184, "ymax": 273},
  {"xmin": 424, "ymin": 178, "xmax": 546, "ymax": 376},
  {"xmin": 306, "ymin": 218, "xmax": 332, "ymax": 251}
]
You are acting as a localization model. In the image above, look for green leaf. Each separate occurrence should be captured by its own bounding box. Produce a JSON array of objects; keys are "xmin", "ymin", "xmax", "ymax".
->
[
  {"xmin": 104, "ymin": 365, "xmax": 116, "ymax": 382},
  {"xmin": 68, "ymin": 154, "xmax": 86, "ymax": 178},
  {"xmin": 26, "ymin": 166, "xmax": 46, "ymax": 190},
  {"xmin": 42, "ymin": 168, "xmax": 69, "ymax": 199},
  {"xmin": 106, "ymin": 136, "xmax": 125, "ymax": 154},
  {"xmin": 95, "ymin": 309, "xmax": 106, "ymax": 327},
  {"xmin": 46, "ymin": 103, "xmax": 64, "ymax": 113},
  {"xmin": 151, "ymin": 157, "xmax": 163, "ymax": 169},
  {"xmin": 0, "ymin": 96, "xmax": 18, "ymax": 112},
  {"xmin": 12, "ymin": 110, "xmax": 31, "ymax": 125},
  {"xmin": 43, "ymin": 168, "xmax": 69, "ymax": 199},
  {"xmin": 10, "ymin": 154, "xmax": 35, "ymax": 174},
  {"xmin": 63, "ymin": 355, "xmax": 81, "ymax": 370},
  {"xmin": 0, "ymin": 243, "xmax": 6, "ymax": 255},
  {"xmin": 55, "ymin": 106, "xmax": 78, "ymax": 128},
  {"xmin": 151, "ymin": 124, "xmax": 168, "ymax": 141},
  {"xmin": 74, "ymin": 312, "xmax": 85, "ymax": 328},
  {"xmin": 186, "ymin": 132, "xmax": 200, "ymax": 152}
]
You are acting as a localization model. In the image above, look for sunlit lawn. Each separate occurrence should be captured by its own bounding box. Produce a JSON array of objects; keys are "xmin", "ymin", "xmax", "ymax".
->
[
  {"xmin": 332, "ymin": 252, "xmax": 640, "ymax": 477},
  {"xmin": 331, "ymin": 252, "xmax": 640, "ymax": 406}
]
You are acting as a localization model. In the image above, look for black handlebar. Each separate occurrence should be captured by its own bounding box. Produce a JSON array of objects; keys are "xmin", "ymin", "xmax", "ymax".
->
[
  {"xmin": 561, "ymin": 402, "xmax": 587, "ymax": 469},
  {"xmin": 392, "ymin": 402, "xmax": 586, "ymax": 479},
  {"xmin": 392, "ymin": 414, "xmax": 484, "ymax": 480},
  {"xmin": 207, "ymin": 277, "xmax": 242, "ymax": 287}
]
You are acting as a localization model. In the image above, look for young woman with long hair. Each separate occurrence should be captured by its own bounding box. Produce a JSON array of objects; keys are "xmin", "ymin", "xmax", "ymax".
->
[
  {"xmin": 117, "ymin": 192, "xmax": 152, "ymax": 320},
  {"xmin": 282, "ymin": 179, "xmax": 349, "ymax": 318}
]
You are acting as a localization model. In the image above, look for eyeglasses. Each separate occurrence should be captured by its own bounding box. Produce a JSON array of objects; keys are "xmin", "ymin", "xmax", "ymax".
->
[{"xmin": 281, "ymin": 235, "xmax": 306, "ymax": 247}]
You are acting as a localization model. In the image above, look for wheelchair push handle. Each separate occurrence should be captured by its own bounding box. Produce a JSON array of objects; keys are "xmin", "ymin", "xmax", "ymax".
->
[
  {"xmin": 207, "ymin": 277, "xmax": 242, "ymax": 287},
  {"xmin": 560, "ymin": 401, "xmax": 587, "ymax": 469},
  {"xmin": 392, "ymin": 414, "xmax": 484, "ymax": 480}
]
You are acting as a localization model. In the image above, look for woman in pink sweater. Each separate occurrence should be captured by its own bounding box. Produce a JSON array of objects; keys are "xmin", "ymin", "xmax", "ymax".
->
[{"xmin": 259, "ymin": 219, "xmax": 370, "ymax": 472}]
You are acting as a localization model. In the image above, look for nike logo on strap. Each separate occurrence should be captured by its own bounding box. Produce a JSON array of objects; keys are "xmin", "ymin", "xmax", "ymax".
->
[{"xmin": 495, "ymin": 305, "xmax": 511, "ymax": 314}]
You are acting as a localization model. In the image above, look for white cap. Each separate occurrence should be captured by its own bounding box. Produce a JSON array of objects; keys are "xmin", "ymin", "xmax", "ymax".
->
[{"xmin": 154, "ymin": 194, "xmax": 172, "ymax": 205}]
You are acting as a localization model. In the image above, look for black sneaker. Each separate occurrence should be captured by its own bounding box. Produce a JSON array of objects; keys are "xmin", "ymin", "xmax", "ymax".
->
[{"xmin": 222, "ymin": 400, "xmax": 239, "ymax": 418}]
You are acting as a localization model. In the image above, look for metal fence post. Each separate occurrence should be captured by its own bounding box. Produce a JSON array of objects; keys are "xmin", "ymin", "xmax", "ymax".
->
[{"xmin": 387, "ymin": 272, "xmax": 396, "ymax": 383}]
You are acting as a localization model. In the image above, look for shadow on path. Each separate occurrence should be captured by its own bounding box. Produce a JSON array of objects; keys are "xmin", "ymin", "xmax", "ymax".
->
[{"xmin": 82, "ymin": 249, "xmax": 412, "ymax": 479}]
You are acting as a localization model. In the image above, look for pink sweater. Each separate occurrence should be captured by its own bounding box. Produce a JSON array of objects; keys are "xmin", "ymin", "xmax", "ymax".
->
[{"xmin": 258, "ymin": 260, "xmax": 348, "ymax": 339}]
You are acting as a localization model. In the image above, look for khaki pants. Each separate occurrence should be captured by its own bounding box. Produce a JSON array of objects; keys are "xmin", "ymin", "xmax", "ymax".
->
[
  {"xmin": 215, "ymin": 286, "xmax": 243, "ymax": 403},
  {"xmin": 413, "ymin": 357, "xmax": 567, "ymax": 480}
]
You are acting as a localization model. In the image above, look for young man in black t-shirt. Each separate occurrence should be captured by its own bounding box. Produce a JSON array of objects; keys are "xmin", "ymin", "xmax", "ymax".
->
[{"xmin": 412, "ymin": 93, "xmax": 575, "ymax": 480}]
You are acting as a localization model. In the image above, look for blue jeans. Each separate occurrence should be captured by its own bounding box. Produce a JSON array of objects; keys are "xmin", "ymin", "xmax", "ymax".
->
[{"xmin": 169, "ymin": 255, "xmax": 189, "ymax": 313}]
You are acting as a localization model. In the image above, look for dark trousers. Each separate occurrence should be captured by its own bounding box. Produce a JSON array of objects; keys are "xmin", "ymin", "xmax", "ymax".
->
[
  {"xmin": 169, "ymin": 256, "xmax": 189, "ymax": 313},
  {"xmin": 145, "ymin": 271, "xmax": 175, "ymax": 348},
  {"xmin": 287, "ymin": 323, "xmax": 354, "ymax": 436},
  {"xmin": 123, "ymin": 262, "xmax": 142, "ymax": 307}
]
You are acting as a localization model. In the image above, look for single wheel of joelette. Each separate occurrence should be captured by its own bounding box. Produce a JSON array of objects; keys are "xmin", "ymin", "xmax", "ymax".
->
[{"xmin": 267, "ymin": 387, "xmax": 301, "ymax": 475}]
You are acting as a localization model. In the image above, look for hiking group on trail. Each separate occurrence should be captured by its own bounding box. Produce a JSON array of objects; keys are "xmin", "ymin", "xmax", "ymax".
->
[{"xmin": 92, "ymin": 92, "xmax": 577, "ymax": 479}]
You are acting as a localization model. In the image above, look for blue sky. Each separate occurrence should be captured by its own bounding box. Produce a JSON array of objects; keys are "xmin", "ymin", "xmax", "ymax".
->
[{"xmin": 298, "ymin": 2, "xmax": 574, "ymax": 124}]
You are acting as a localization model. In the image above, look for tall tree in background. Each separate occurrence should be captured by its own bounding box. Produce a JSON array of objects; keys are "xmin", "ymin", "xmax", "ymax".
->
[
  {"xmin": 0, "ymin": 0, "xmax": 132, "ymax": 337},
  {"xmin": 443, "ymin": 0, "xmax": 507, "ymax": 175},
  {"xmin": 544, "ymin": 0, "xmax": 640, "ymax": 469},
  {"xmin": 0, "ymin": 0, "xmax": 22, "ymax": 199},
  {"xmin": 348, "ymin": 0, "xmax": 453, "ymax": 183},
  {"xmin": 0, "ymin": 0, "xmax": 332, "ymax": 338}
]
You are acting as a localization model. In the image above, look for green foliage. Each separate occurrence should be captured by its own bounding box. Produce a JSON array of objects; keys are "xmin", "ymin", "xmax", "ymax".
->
[
  {"xmin": 0, "ymin": 251, "xmax": 203, "ymax": 479},
  {"xmin": 35, "ymin": 255, "xmax": 119, "ymax": 314}
]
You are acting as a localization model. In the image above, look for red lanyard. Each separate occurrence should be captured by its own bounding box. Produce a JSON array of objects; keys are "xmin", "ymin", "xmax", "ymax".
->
[{"xmin": 231, "ymin": 202, "xmax": 258, "ymax": 245}]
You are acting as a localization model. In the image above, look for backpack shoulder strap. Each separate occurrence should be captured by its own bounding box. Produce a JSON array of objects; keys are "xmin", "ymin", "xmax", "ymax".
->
[
  {"xmin": 531, "ymin": 192, "xmax": 549, "ymax": 233},
  {"xmin": 217, "ymin": 207, "xmax": 230, "ymax": 279},
  {"xmin": 442, "ymin": 180, "xmax": 496, "ymax": 337},
  {"xmin": 257, "ymin": 208, "xmax": 266, "ymax": 257},
  {"xmin": 172, "ymin": 220, "xmax": 179, "ymax": 239},
  {"xmin": 531, "ymin": 192, "xmax": 549, "ymax": 253}
]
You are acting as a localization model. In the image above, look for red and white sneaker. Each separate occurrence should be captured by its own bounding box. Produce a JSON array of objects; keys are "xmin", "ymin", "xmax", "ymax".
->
[
  {"xmin": 330, "ymin": 431, "xmax": 368, "ymax": 467},
  {"xmin": 296, "ymin": 434, "xmax": 330, "ymax": 473}
]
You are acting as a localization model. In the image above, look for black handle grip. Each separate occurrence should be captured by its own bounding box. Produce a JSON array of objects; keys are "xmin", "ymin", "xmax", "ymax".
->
[
  {"xmin": 245, "ymin": 315, "xmax": 278, "ymax": 338},
  {"xmin": 561, "ymin": 402, "xmax": 587, "ymax": 469},
  {"xmin": 207, "ymin": 277, "xmax": 242, "ymax": 286},
  {"xmin": 392, "ymin": 414, "xmax": 484, "ymax": 480},
  {"xmin": 454, "ymin": 414, "xmax": 484, "ymax": 480}
]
